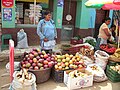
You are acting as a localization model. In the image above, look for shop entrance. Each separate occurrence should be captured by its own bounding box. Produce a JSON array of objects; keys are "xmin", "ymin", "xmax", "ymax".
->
[
  {"xmin": 61, "ymin": 0, "xmax": 77, "ymax": 41},
  {"xmin": 94, "ymin": 9, "xmax": 109, "ymax": 39}
]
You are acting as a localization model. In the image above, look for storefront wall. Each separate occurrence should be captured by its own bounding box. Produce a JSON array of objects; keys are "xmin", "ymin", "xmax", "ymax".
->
[{"xmin": 1, "ymin": 0, "xmax": 113, "ymax": 46}]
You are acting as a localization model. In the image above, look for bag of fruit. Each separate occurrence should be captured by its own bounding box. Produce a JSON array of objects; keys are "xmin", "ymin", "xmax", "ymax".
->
[
  {"xmin": 94, "ymin": 50, "xmax": 109, "ymax": 70},
  {"xmin": 11, "ymin": 70, "xmax": 37, "ymax": 90},
  {"xmin": 86, "ymin": 64, "xmax": 108, "ymax": 82}
]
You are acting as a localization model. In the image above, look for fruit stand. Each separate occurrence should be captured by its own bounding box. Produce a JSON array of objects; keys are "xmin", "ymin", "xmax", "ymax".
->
[{"xmin": 7, "ymin": 36, "xmax": 120, "ymax": 90}]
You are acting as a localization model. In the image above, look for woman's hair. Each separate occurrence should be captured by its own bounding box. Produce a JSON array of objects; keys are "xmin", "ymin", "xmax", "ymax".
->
[
  {"xmin": 105, "ymin": 17, "xmax": 111, "ymax": 21},
  {"xmin": 111, "ymin": 24, "xmax": 116, "ymax": 28},
  {"xmin": 44, "ymin": 11, "xmax": 51, "ymax": 16}
]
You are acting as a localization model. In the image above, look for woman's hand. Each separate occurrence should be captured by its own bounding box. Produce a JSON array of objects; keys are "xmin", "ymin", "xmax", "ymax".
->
[{"xmin": 44, "ymin": 38, "xmax": 48, "ymax": 42}]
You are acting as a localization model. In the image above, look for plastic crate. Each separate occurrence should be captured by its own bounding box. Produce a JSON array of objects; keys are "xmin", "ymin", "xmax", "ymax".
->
[
  {"xmin": 51, "ymin": 68, "xmax": 64, "ymax": 83},
  {"xmin": 106, "ymin": 65, "xmax": 120, "ymax": 82}
]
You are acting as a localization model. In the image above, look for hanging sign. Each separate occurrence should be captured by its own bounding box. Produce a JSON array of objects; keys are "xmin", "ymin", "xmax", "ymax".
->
[
  {"xmin": 2, "ymin": 0, "xmax": 14, "ymax": 7},
  {"xmin": 3, "ymin": 8, "xmax": 12, "ymax": 21}
]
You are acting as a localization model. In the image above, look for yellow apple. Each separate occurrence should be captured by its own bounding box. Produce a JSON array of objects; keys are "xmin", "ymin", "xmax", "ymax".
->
[
  {"xmin": 65, "ymin": 66, "xmax": 69, "ymax": 70},
  {"xmin": 66, "ymin": 57, "xmax": 70, "ymax": 62},
  {"xmin": 58, "ymin": 66, "xmax": 63, "ymax": 70},
  {"xmin": 57, "ymin": 59, "xmax": 62, "ymax": 62},
  {"xmin": 62, "ymin": 59, "xmax": 66, "ymax": 62},
  {"xmin": 65, "ymin": 62, "xmax": 69, "ymax": 66},
  {"xmin": 69, "ymin": 60, "xmax": 73, "ymax": 64},
  {"xmin": 70, "ymin": 54, "xmax": 73, "ymax": 58},
  {"xmin": 55, "ymin": 65, "xmax": 58, "ymax": 70},
  {"xmin": 57, "ymin": 63, "xmax": 61, "ymax": 66}
]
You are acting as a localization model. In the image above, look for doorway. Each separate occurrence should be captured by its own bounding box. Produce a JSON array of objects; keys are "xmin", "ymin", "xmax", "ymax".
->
[
  {"xmin": 61, "ymin": 0, "xmax": 77, "ymax": 41},
  {"xmin": 94, "ymin": 9, "xmax": 109, "ymax": 39}
]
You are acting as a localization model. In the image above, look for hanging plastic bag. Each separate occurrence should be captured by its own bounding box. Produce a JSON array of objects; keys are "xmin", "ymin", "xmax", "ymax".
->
[{"xmin": 16, "ymin": 29, "xmax": 28, "ymax": 49}]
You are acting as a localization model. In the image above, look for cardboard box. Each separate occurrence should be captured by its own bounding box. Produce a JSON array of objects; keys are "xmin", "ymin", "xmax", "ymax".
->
[{"xmin": 64, "ymin": 70, "xmax": 93, "ymax": 90}]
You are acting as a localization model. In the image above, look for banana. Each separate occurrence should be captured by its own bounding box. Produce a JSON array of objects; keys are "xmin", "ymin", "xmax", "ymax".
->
[
  {"xmin": 114, "ymin": 53, "xmax": 119, "ymax": 58},
  {"xmin": 115, "ymin": 48, "xmax": 120, "ymax": 53}
]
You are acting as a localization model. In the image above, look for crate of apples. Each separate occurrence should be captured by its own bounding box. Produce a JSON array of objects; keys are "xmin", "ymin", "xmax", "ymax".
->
[{"xmin": 54, "ymin": 53, "xmax": 86, "ymax": 71}]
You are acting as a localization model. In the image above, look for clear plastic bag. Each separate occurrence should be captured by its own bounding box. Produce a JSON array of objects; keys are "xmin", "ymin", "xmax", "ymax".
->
[{"xmin": 16, "ymin": 29, "xmax": 28, "ymax": 49}]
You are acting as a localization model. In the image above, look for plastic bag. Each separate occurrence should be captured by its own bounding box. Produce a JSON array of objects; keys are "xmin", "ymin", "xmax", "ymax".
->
[
  {"xmin": 43, "ymin": 40, "xmax": 56, "ymax": 50},
  {"xmin": 86, "ymin": 64, "xmax": 108, "ymax": 82},
  {"xmin": 16, "ymin": 29, "xmax": 28, "ymax": 49},
  {"xmin": 11, "ymin": 71, "xmax": 37, "ymax": 90},
  {"xmin": 94, "ymin": 50, "xmax": 109, "ymax": 70}
]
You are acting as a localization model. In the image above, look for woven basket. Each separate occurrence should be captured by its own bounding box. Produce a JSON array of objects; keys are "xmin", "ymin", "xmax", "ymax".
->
[
  {"xmin": 29, "ymin": 68, "xmax": 51, "ymax": 84},
  {"xmin": 109, "ymin": 56, "xmax": 120, "ymax": 62}
]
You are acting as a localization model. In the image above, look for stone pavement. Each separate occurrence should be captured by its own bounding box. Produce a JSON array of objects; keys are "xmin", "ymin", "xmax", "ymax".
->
[{"xmin": 0, "ymin": 42, "xmax": 120, "ymax": 90}]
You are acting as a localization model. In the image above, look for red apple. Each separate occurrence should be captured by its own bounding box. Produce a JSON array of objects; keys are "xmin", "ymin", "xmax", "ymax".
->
[
  {"xmin": 75, "ymin": 62, "xmax": 79, "ymax": 65},
  {"xmin": 29, "ymin": 59, "xmax": 33, "ymax": 64},
  {"xmin": 38, "ymin": 52, "xmax": 42, "ymax": 55},
  {"xmin": 39, "ymin": 59, "xmax": 44, "ymax": 63},
  {"xmin": 34, "ymin": 52, "xmax": 38, "ymax": 57},
  {"xmin": 48, "ymin": 62, "xmax": 53, "ymax": 68},
  {"xmin": 29, "ymin": 66, "xmax": 33, "ymax": 70},
  {"xmin": 36, "ymin": 56, "xmax": 40, "ymax": 60},
  {"xmin": 29, "ymin": 54, "xmax": 34, "ymax": 59},
  {"xmin": 47, "ymin": 53, "xmax": 51, "ymax": 56},
  {"xmin": 51, "ymin": 61, "xmax": 55, "ymax": 65},
  {"xmin": 21, "ymin": 61, "xmax": 25, "ymax": 65},
  {"xmin": 44, "ymin": 65, "xmax": 49, "ymax": 68},
  {"xmin": 32, "ymin": 48, "xmax": 37, "ymax": 52},
  {"xmin": 25, "ymin": 55, "xmax": 29, "ymax": 58},
  {"xmin": 34, "ymin": 66, "xmax": 39, "ymax": 70},
  {"xmin": 32, "ymin": 63, "xmax": 36, "ymax": 67},
  {"xmin": 44, "ymin": 54, "xmax": 48, "ymax": 59},
  {"xmin": 51, "ymin": 54, "xmax": 55, "ymax": 58},
  {"xmin": 27, "ymin": 57, "xmax": 30, "ymax": 61},
  {"xmin": 37, "ymin": 63, "xmax": 43, "ymax": 67},
  {"xmin": 51, "ymin": 57, "xmax": 55, "ymax": 61},
  {"xmin": 23, "ymin": 58, "xmax": 26, "ymax": 61},
  {"xmin": 25, "ymin": 61, "xmax": 29, "ymax": 64},
  {"xmin": 46, "ymin": 57, "xmax": 51, "ymax": 62},
  {"xmin": 40, "ymin": 55, "xmax": 44, "ymax": 58},
  {"xmin": 43, "ymin": 60, "xmax": 48, "ymax": 65}
]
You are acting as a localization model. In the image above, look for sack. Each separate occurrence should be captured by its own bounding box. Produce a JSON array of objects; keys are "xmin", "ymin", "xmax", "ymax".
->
[
  {"xmin": 94, "ymin": 50, "xmax": 109, "ymax": 70},
  {"xmin": 86, "ymin": 64, "xmax": 108, "ymax": 82},
  {"xmin": 43, "ymin": 40, "xmax": 56, "ymax": 49},
  {"xmin": 16, "ymin": 29, "xmax": 28, "ymax": 49},
  {"xmin": 11, "ymin": 71, "xmax": 37, "ymax": 90}
]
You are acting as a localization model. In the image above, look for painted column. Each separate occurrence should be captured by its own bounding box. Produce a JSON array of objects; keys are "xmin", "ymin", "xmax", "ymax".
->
[
  {"xmin": 2, "ymin": 0, "xmax": 15, "ymax": 28},
  {"xmin": 75, "ymin": 0, "xmax": 96, "ymax": 29},
  {"xmin": 53, "ymin": 0, "xmax": 64, "ymax": 29},
  {"xmin": 53, "ymin": 0, "xmax": 64, "ymax": 43},
  {"xmin": 109, "ymin": 10, "xmax": 113, "ymax": 27}
]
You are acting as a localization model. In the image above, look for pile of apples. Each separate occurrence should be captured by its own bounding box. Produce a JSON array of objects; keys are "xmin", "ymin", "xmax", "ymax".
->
[
  {"xmin": 21, "ymin": 48, "xmax": 55, "ymax": 70},
  {"xmin": 54, "ymin": 53, "xmax": 86, "ymax": 71}
]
